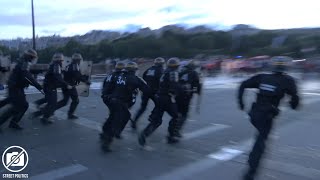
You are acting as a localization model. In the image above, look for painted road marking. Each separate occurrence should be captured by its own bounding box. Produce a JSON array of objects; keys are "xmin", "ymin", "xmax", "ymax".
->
[
  {"xmin": 29, "ymin": 164, "xmax": 88, "ymax": 180},
  {"xmin": 183, "ymin": 124, "xmax": 230, "ymax": 140},
  {"xmin": 235, "ymin": 154, "xmax": 320, "ymax": 179},
  {"xmin": 29, "ymin": 104, "xmax": 102, "ymax": 132},
  {"xmin": 153, "ymin": 97, "xmax": 320, "ymax": 180},
  {"xmin": 302, "ymin": 92, "xmax": 320, "ymax": 96}
]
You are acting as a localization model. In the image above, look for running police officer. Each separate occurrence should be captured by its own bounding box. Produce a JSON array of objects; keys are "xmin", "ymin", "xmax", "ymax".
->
[
  {"xmin": 39, "ymin": 53, "xmax": 71, "ymax": 124},
  {"xmin": 55, "ymin": 53, "xmax": 90, "ymax": 119},
  {"xmin": 238, "ymin": 56, "xmax": 300, "ymax": 180},
  {"xmin": 138, "ymin": 57, "xmax": 181, "ymax": 146},
  {"xmin": 100, "ymin": 61, "xmax": 151, "ymax": 152},
  {"xmin": 0, "ymin": 49, "xmax": 42, "ymax": 130},
  {"xmin": 100, "ymin": 61, "xmax": 126, "ymax": 140},
  {"xmin": 131, "ymin": 57, "xmax": 165, "ymax": 129},
  {"xmin": 176, "ymin": 60, "xmax": 202, "ymax": 137}
]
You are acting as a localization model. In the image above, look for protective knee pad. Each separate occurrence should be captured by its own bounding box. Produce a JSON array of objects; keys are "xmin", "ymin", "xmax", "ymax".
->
[
  {"xmin": 61, "ymin": 99, "xmax": 69, "ymax": 106},
  {"xmin": 72, "ymin": 98, "xmax": 80, "ymax": 105},
  {"xmin": 148, "ymin": 117, "xmax": 162, "ymax": 128}
]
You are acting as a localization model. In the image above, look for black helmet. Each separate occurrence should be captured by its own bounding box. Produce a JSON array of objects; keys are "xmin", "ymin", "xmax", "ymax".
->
[
  {"xmin": 125, "ymin": 61, "xmax": 138, "ymax": 71},
  {"xmin": 270, "ymin": 56, "xmax": 291, "ymax": 73},
  {"xmin": 23, "ymin": 49, "xmax": 38, "ymax": 64},
  {"xmin": 115, "ymin": 61, "xmax": 125, "ymax": 71},
  {"xmin": 167, "ymin": 57, "xmax": 180, "ymax": 68},
  {"xmin": 154, "ymin": 57, "xmax": 165, "ymax": 66},
  {"xmin": 52, "ymin": 53, "xmax": 64, "ymax": 62},
  {"xmin": 185, "ymin": 60, "xmax": 200, "ymax": 70},
  {"xmin": 71, "ymin": 53, "xmax": 83, "ymax": 63}
]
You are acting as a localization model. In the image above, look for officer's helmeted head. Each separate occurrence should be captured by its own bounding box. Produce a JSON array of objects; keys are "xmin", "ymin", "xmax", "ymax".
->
[
  {"xmin": 271, "ymin": 56, "xmax": 290, "ymax": 73},
  {"xmin": 115, "ymin": 61, "xmax": 125, "ymax": 72},
  {"xmin": 71, "ymin": 53, "xmax": 83, "ymax": 65},
  {"xmin": 185, "ymin": 60, "xmax": 200, "ymax": 70},
  {"xmin": 109, "ymin": 60, "xmax": 117, "ymax": 70},
  {"xmin": 166, "ymin": 57, "xmax": 180, "ymax": 70},
  {"xmin": 52, "ymin": 53, "xmax": 64, "ymax": 66},
  {"xmin": 22, "ymin": 49, "xmax": 38, "ymax": 65},
  {"xmin": 125, "ymin": 61, "xmax": 138, "ymax": 74},
  {"xmin": 154, "ymin": 57, "xmax": 165, "ymax": 68},
  {"xmin": 21, "ymin": 49, "xmax": 38, "ymax": 71}
]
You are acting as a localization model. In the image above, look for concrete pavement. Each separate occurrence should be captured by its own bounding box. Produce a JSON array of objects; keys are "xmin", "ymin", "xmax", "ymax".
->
[{"xmin": 1, "ymin": 82, "xmax": 320, "ymax": 180}]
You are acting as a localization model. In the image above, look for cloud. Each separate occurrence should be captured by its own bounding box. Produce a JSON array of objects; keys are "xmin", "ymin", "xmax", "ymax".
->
[
  {"xmin": 0, "ymin": 0, "xmax": 320, "ymax": 39},
  {"xmin": 41, "ymin": 28, "xmax": 67, "ymax": 35},
  {"xmin": 169, "ymin": 14, "xmax": 209, "ymax": 23},
  {"xmin": 158, "ymin": 6, "xmax": 180, "ymax": 13}
]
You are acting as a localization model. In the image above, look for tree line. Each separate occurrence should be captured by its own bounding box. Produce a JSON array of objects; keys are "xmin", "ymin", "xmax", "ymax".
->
[{"xmin": 2, "ymin": 30, "xmax": 320, "ymax": 64}]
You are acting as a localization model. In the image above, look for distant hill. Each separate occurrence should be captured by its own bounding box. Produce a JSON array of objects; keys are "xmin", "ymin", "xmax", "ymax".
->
[{"xmin": 1, "ymin": 24, "xmax": 320, "ymax": 51}]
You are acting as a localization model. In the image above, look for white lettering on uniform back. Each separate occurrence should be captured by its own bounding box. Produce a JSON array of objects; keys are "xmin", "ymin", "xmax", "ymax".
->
[
  {"xmin": 259, "ymin": 83, "xmax": 276, "ymax": 92},
  {"xmin": 146, "ymin": 70, "xmax": 155, "ymax": 76},
  {"xmin": 117, "ymin": 76, "xmax": 126, "ymax": 85}
]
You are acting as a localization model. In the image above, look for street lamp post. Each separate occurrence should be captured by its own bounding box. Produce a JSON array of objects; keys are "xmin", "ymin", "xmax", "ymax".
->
[{"xmin": 31, "ymin": 0, "xmax": 36, "ymax": 50}]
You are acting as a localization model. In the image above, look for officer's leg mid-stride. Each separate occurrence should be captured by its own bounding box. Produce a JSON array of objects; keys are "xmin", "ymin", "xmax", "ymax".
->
[
  {"xmin": 139, "ymin": 95, "xmax": 180, "ymax": 146},
  {"xmin": 68, "ymin": 87, "xmax": 80, "ymax": 119},
  {"xmin": 100, "ymin": 99, "xmax": 130, "ymax": 152},
  {"xmin": 0, "ymin": 89, "xmax": 29, "ymax": 130},
  {"xmin": 243, "ymin": 105, "xmax": 276, "ymax": 180},
  {"xmin": 132, "ymin": 94, "xmax": 150, "ymax": 129},
  {"xmin": 41, "ymin": 88, "xmax": 58, "ymax": 124},
  {"xmin": 176, "ymin": 96, "xmax": 192, "ymax": 137}
]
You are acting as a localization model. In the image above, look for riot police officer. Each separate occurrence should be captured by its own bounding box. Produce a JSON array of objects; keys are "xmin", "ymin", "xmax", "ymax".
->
[
  {"xmin": 0, "ymin": 97, "xmax": 10, "ymax": 109},
  {"xmin": 0, "ymin": 49, "xmax": 42, "ymax": 130},
  {"xmin": 100, "ymin": 61, "xmax": 126, "ymax": 140},
  {"xmin": 55, "ymin": 53, "xmax": 90, "ymax": 119},
  {"xmin": 131, "ymin": 57, "xmax": 165, "ymax": 129},
  {"xmin": 176, "ymin": 60, "xmax": 202, "ymax": 137},
  {"xmin": 100, "ymin": 61, "xmax": 151, "ymax": 152},
  {"xmin": 238, "ymin": 56, "xmax": 300, "ymax": 180},
  {"xmin": 138, "ymin": 57, "xmax": 181, "ymax": 146},
  {"xmin": 39, "ymin": 53, "xmax": 71, "ymax": 124}
]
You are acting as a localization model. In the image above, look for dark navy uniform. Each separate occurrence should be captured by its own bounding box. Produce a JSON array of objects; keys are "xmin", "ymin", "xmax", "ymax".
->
[
  {"xmin": 41, "ymin": 54, "xmax": 69, "ymax": 124},
  {"xmin": 101, "ymin": 62, "xmax": 151, "ymax": 152},
  {"xmin": 238, "ymin": 69, "xmax": 299, "ymax": 180},
  {"xmin": 139, "ymin": 58, "xmax": 181, "ymax": 146},
  {"xmin": 176, "ymin": 63, "xmax": 202, "ymax": 135},
  {"xmin": 132, "ymin": 64, "xmax": 164, "ymax": 127},
  {"xmin": 101, "ymin": 67, "xmax": 125, "ymax": 140},
  {"xmin": 0, "ymin": 50, "xmax": 42, "ymax": 130},
  {"xmin": 0, "ymin": 97, "xmax": 10, "ymax": 109},
  {"xmin": 55, "ymin": 61, "xmax": 89, "ymax": 119}
]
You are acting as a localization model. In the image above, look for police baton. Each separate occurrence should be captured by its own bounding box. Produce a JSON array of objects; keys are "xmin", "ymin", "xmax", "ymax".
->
[
  {"xmin": 196, "ymin": 93, "xmax": 201, "ymax": 114},
  {"xmin": 24, "ymin": 77, "xmax": 45, "ymax": 95}
]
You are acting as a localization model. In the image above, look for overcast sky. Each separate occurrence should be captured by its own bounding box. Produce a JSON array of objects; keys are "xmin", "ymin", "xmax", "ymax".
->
[{"xmin": 0, "ymin": 0, "xmax": 319, "ymax": 39}]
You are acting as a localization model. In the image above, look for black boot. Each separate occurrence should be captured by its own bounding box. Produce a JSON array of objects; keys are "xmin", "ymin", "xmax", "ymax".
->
[
  {"xmin": 131, "ymin": 120, "xmax": 137, "ymax": 130},
  {"xmin": 41, "ymin": 117, "xmax": 54, "ymax": 124},
  {"xmin": 243, "ymin": 168, "xmax": 256, "ymax": 180},
  {"xmin": 243, "ymin": 173, "xmax": 254, "ymax": 180},
  {"xmin": 8, "ymin": 122, "xmax": 23, "ymax": 130},
  {"xmin": 31, "ymin": 111, "xmax": 43, "ymax": 118},
  {"xmin": 167, "ymin": 135, "xmax": 180, "ymax": 144},
  {"xmin": 100, "ymin": 134, "xmax": 113, "ymax": 152},
  {"xmin": 138, "ymin": 132, "xmax": 146, "ymax": 147},
  {"xmin": 176, "ymin": 131, "xmax": 183, "ymax": 138},
  {"xmin": 68, "ymin": 114, "xmax": 79, "ymax": 120}
]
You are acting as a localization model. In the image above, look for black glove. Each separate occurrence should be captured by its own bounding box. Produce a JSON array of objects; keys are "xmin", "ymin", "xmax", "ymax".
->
[
  {"xmin": 290, "ymin": 100, "xmax": 298, "ymax": 110},
  {"xmin": 238, "ymin": 100, "xmax": 244, "ymax": 110}
]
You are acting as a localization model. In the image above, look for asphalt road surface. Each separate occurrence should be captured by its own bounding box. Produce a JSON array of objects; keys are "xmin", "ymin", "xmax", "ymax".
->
[{"xmin": 1, "ymin": 77, "xmax": 320, "ymax": 180}]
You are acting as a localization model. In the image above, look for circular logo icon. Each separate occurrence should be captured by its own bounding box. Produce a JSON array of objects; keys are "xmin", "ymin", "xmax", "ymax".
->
[{"xmin": 2, "ymin": 146, "xmax": 29, "ymax": 173}]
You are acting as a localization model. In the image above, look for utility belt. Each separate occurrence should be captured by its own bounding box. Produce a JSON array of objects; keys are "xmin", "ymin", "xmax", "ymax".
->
[
  {"xmin": 250, "ymin": 102, "xmax": 279, "ymax": 114},
  {"xmin": 248, "ymin": 102, "xmax": 279, "ymax": 131}
]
